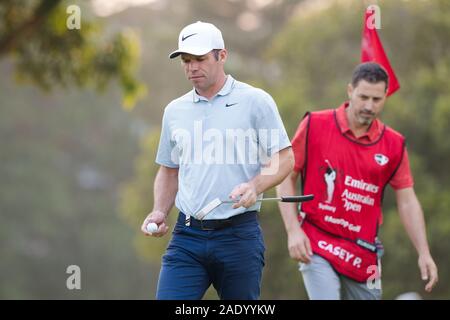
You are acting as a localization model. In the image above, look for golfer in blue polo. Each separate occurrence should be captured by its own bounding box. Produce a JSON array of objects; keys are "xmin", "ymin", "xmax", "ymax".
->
[{"xmin": 141, "ymin": 21, "xmax": 294, "ymax": 300}]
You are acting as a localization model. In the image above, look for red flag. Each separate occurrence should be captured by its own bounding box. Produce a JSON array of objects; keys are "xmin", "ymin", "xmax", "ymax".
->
[{"xmin": 361, "ymin": 7, "xmax": 400, "ymax": 96}]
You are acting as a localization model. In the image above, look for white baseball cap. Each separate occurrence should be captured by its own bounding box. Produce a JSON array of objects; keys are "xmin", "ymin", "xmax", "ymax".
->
[{"xmin": 169, "ymin": 21, "xmax": 225, "ymax": 59}]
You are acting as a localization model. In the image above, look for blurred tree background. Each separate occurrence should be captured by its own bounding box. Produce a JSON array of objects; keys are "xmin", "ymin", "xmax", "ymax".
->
[{"xmin": 1, "ymin": 0, "xmax": 449, "ymax": 299}]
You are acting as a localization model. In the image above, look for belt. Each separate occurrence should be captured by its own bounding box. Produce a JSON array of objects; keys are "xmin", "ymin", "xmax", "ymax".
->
[{"xmin": 178, "ymin": 211, "xmax": 258, "ymax": 231}]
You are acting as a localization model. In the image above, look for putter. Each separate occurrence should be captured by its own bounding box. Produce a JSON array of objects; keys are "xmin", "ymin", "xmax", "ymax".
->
[{"xmin": 196, "ymin": 194, "xmax": 314, "ymax": 220}]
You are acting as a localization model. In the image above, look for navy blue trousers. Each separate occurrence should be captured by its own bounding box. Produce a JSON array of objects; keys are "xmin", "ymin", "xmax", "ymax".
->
[{"xmin": 156, "ymin": 212, "xmax": 265, "ymax": 300}]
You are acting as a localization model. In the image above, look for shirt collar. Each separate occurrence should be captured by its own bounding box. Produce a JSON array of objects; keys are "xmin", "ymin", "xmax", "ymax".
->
[
  {"xmin": 336, "ymin": 101, "xmax": 382, "ymax": 142},
  {"xmin": 193, "ymin": 75, "xmax": 234, "ymax": 103}
]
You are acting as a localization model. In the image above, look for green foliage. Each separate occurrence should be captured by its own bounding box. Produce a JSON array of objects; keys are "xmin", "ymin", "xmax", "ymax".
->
[
  {"xmin": 0, "ymin": 0, "xmax": 146, "ymax": 108},
  {"xmin": 0, "ymin": 79, "xmax": 153, "ymax": 298}
]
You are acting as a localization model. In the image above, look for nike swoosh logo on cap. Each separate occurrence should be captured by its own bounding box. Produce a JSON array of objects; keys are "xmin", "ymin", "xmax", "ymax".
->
[
  {"xmin": 225, "ymin": 103, "xmax": 238, "ymax": 107},
  {"xmin": 182, "ymin": 33, "xmax": 197, "ymax": 41}
]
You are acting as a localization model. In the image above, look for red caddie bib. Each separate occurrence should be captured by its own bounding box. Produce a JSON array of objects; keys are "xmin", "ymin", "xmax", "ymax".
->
[{"xmin": 300, "ymin": 108, "xmax": 405, "ymax": 282}]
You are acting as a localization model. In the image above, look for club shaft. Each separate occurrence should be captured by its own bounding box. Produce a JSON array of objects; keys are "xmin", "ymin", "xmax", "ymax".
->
[{"xmin": 222, "ymin": 194, "xmax": 314, "ymax": 203}]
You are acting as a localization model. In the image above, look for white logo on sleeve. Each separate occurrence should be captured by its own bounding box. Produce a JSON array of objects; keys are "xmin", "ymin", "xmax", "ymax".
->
[{"xmin": 374, "ymin": 154, "xmax": 389, "ymax": 166}]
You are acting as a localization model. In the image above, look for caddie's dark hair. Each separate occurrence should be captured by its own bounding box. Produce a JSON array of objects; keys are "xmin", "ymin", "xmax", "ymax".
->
[{"xmin": 351, "ymin": 62, "xmax": 389, "ymax": 91}]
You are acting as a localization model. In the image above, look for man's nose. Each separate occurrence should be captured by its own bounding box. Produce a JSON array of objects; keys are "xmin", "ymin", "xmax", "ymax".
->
[
  {"xmin": 187, "ymin": 60, "xmax": 199, "ymax": 71},
  {"xmin": 364, "ymin": 100, "xmax": 375, "ymax": 112}
]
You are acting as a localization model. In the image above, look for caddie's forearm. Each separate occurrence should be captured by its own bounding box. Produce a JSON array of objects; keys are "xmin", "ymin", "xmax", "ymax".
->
[
  {"xmin": 153, "ymin": 166, "xmax": 179, "ymax": 216},
  {"xmin": 276, "ymin": 173, "xmax": 302, "ymax": 233},
  {"xmin": 397, "ymin": 188, "xmax": 431, "ymax": 256},
  {"xmin": 250, "ymin": 147, "xmax": 294, "ymax": 195}
]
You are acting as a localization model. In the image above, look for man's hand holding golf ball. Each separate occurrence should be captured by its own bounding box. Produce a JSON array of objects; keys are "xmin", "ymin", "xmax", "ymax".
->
[{"xmin": 141, "ymin": 210, "xmax": 169, "ymax": 237}]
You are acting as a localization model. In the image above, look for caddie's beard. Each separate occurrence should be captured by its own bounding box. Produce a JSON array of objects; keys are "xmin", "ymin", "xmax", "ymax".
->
[{"xmin": 356, "ymin": 111, "xmax": 376, "ymax": 126}]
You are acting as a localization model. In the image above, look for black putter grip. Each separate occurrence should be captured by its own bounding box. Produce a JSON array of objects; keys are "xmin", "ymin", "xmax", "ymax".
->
[{"xmin": 281, "ymin": 195, "xmax": 314, "ymax": 202}]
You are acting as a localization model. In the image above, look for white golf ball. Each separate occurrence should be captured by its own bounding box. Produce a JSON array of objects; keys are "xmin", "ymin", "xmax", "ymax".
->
[{"xmin": 146, "ymin": 222, "xmax": 158, "ymax": 233}]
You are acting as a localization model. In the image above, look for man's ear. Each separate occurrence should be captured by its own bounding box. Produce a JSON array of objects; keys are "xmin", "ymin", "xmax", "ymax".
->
[
  {"xmin": 219, "ymin": 49, "xmax": 228, "ymax": 62},
  {"xmin": 347, "ymin": 83, "xmax": 353, "ymax": 99}
]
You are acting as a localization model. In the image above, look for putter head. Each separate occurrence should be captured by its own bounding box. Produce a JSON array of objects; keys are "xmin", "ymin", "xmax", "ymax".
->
[{"xmin": 196, "ymin": 198, "xmax": 222, "ymax": 220}]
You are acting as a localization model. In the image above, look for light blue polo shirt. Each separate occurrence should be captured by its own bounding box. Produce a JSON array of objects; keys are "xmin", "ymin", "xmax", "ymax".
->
[{"xmin": 156, "ymin": 75, "xmax": 291, "ymax": 219}]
